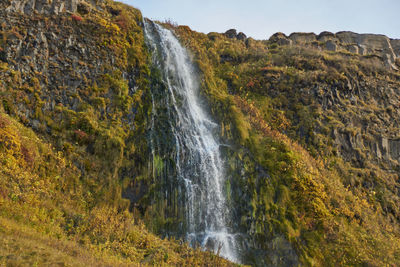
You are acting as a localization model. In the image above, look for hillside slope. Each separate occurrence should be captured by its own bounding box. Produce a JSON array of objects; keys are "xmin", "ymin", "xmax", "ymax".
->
[
  {"xmin": 162, "ymin": 25, "xmax": 400, "ymax": 265},
  {"xmin": 1, "ymin": 0, "xmax": 400, "ymax": 266},
  {"xmin": 0, "ymin": 0, "xmax": 234, "ymax": 266}
]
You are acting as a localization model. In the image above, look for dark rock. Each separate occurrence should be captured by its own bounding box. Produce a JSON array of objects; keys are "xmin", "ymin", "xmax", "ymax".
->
[
  {"xmin": 347, "ymin": 44, "xmax": 359, "ymax": 54},
  {"xmin": 289, "ymin": 32, "xmax": 317, "ymax": 44},
  {"xmin": 0, "ymin": 50, "xmax": 5, "ymax": 62},
  {"xmin": 317, "ymin": 31, "xmax": 335, "ymax": 42},
  {"xmin": 277, "ymin": 38, "xmax": 292, "ymax": 46},
  {"xmin": 108, "ymin": 6, "xmax": 121, "ymax": 16},
  {"xmin": 207, "ymin": 32, "xmax": 220, "ymax": 41},
  {"xmin": 4, "ymin": 0, "xmax": 103, "ymax": 15},
  {"xmin": 269, "ymin": 32, "xmax": 292, "ymax": 46},
  {"xmin": 237, "ymin": 32, "xmax": 247, "ymax": 41},
  {"xmin": 326, "ymin": 40, "xmax": 337, "ymax": 51},
  {"xmin": 77, "ymin": 2, "xmax": 91, "ymax": 15},
  {"xmin": 269, "ymin": 32, "xmax": 288, "ymax": 42},
  {"xmin": 225, "ymin": 29, "xmax": 237, "ymax": 39}
]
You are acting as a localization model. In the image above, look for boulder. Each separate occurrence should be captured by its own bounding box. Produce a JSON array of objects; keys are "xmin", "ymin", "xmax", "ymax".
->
[
  {"xmin": 225, "ymin": 29, "xmax": 238, "ymax": 39},
  {"xmin": 318, "ymin": 31, "xmax": 336, "ymax": 42},
  {"xmin": 288, "ymin": 32, "xmax": 317, "ymax": 44},
  {"xmin": 237, "ymin": 32, "xmax": 247, "ymax": 41},
  {"xmin": 269, "ymin": 32, "xmax": 287, "ymax": 42},
  {"xmin": 277, "ymin": 38, "xmax": 292, "ymax": 46},
  {"xmin": 326, "ymin": 40, "xmax": 337, "ymax": 51},
  {"xmin": 269, "ymin": 32, "xmax": 292, "ymax": 45},
  {"xmin": 335, "ymin": 31, "xmax": 359, "ymax": 44},
  {"xmin": 347, "ymin": 45, "xmax": 359, "ymax": 54}
]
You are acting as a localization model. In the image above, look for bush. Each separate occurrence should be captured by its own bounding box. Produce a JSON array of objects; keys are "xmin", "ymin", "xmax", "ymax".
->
[{"xmin": 71, "ymin": 14, "xmax": 83, "ymax": 22}]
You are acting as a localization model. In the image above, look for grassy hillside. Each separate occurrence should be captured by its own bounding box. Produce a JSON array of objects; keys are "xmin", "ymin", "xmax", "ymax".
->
[
  {"xmin": 168, "ymin": 24, "xmax": 400, "ymax": 265},
  {"xmin": 1, "ymin": 0, "xmax": 400, "ymax": 265},
  {"xmin": 0, "ymin": 111, "xmax": 236, "ymax": 266},
  {"xmin": 0, "ymin": 1, "xmax": 235, "ymax": 266}
]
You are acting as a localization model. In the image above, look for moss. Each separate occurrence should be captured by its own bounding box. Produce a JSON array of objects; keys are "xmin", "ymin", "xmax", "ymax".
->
[{"xmin": 171, "ymin": 23, "xmax": 400, "ymax": 265}]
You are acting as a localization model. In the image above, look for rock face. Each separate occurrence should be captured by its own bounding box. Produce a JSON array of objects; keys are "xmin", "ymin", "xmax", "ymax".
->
[
  {"xmin": 289, "ymin": 32, "xmax": 317, "ymax": 44},
  {"xmin": 326, "ymin": 40, "xmax": 337, "ymax": 51},
  {"xmin": 4, "ymin": 0, "xmax": 101, "ymax": 15},
  {"xmin": 224, "ymin": 29, "xmax": 247, "ymax": 41},
  {"xmin": 391, "ymin": 39, "xmax": 400, "ymax": 57},
  {"xmin": 269, "ymin": 32, "xmax": 292, "ymax": 46},
  {"xmin": 269, "ymin": 30, "xmax": 400, "ymax": 69}
]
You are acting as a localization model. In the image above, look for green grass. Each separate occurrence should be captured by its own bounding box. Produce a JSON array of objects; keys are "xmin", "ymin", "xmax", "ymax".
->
[{"xmin": 170, "ymin": 24, "xmax": 400, "ymax": 265}]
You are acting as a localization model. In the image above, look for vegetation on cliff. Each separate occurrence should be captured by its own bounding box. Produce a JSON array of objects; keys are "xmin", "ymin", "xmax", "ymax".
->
[
  {"xmin": 1, "ymin": 0, "xmax": 400, "ymax": 266},
  {"xmin": 168, "ymin": 24, "xmax": 400, "ymax": 265},
  {"xmin": 0, "ymin": 1, "xmax": 235, "ymax": 266}
]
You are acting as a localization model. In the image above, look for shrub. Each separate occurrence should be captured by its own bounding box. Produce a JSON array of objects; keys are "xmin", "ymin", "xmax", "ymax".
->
[{"xmin": 71, "ymin": 14, "xmax": 83, "ymax": 22}]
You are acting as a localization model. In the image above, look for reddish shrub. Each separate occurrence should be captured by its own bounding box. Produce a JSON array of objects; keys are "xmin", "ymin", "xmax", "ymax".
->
[
  {"xmin": 74, "ymin": 129, "xmax": 92, "ymax": 145},
  {"xmin": 246, "ymin": 80, "xmax": 255, "ymax": 88},
  {"xmin": 20, "ymin": 144, "xmax": 34, "ymax": 167},
  {"xmin": 71, "ymin": 14, "xmax": 83, "ymax": 22},
  {"xmin": 115, "ymin": 17, "xmax": 128, "ymax": 31}
]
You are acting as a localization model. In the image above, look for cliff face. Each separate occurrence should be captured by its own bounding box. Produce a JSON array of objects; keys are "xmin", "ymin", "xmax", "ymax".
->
[
  {"xmin": 3, "ymin": 0, "xmax": 101, "ymax": 15},
  {"xmin": 173, "ymin": 24, "xmax": 400, "ymax": 265},
  {"xmin": 270, "ymin": 31, "xmax": 400, "ymax": 69},
  {"xmin": 0, "ymin": 1, "xmax": 234, "ymax": 266},
  {"xmin": 1, "ymin": 0, "xmax": 400, "ymax": 266}
]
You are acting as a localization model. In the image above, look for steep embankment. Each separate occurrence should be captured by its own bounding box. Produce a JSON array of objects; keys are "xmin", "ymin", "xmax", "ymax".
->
[
  {"xmin": 165, "ymin": 25, "xmax": 400, "ymax": 265},
  {"xmin": 1, "ymin": 0, "xmax": 400, "ymax": 266},
  {"xmin": 0, "ymin": 0, "xmax": 234, "ymax": 265}
]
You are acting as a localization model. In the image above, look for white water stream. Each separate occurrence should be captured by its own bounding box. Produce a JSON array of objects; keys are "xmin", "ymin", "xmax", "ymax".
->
[{"xmin": 144, "ymin": 21, "xmax": 240, "ymax": 263}]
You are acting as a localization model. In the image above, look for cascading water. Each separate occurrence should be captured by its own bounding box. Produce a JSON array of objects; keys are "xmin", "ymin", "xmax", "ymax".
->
[{"xmin": 144, "ymin": 20, "xmax": 240, "ymax": 263}]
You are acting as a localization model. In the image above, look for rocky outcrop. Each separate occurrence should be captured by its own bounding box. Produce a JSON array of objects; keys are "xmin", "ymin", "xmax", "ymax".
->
[
  {"xmin": 391, "ymin": 39, "xmax": 400, "ymax": 57},
  {"xmin": 269, "ymin": 30, "xmax": 400, "ymax": 70},
  {"xmin": 4, "ymin": 0, "xmax": 101, "ymax": 15},
  {"xmin": 288, "ymin": 32, "xmax": 317, "ymax": 44},
  {"xmin": 325, "ymin": 40, "xmax": 337, "ymax": 51},
  {"xmin": 224, "ymin": 29, "xmax": 247, "ymax": 41},
  {"xmin": 317, "ymin": 31, "xmax": 335, "ymax": 42},
  {"xmin": 269, "ymin": 32, "xmax": 292, "ymax": 46}
]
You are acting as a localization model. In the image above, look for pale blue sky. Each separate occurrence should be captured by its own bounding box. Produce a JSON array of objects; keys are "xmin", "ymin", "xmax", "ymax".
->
[{"xmin": 121, "ymin": 0, "xmax": 400, "ymax": 40}]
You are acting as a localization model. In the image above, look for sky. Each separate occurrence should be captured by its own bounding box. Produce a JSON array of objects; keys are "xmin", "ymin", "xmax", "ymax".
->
[{"xmin": 120, "ymin": 0, "xmax": 400, "ymax": 40}]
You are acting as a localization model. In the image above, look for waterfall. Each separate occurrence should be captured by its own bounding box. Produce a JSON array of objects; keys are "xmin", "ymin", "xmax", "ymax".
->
[{"xmin": 144, "ymin": 20, "xmax": 240, "ymax": 263}]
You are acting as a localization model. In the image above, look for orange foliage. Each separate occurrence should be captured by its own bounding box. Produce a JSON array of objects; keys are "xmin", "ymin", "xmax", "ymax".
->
[{"xmin": 71, "ymin": 14, "xmax": 83, "ymax": 22}]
